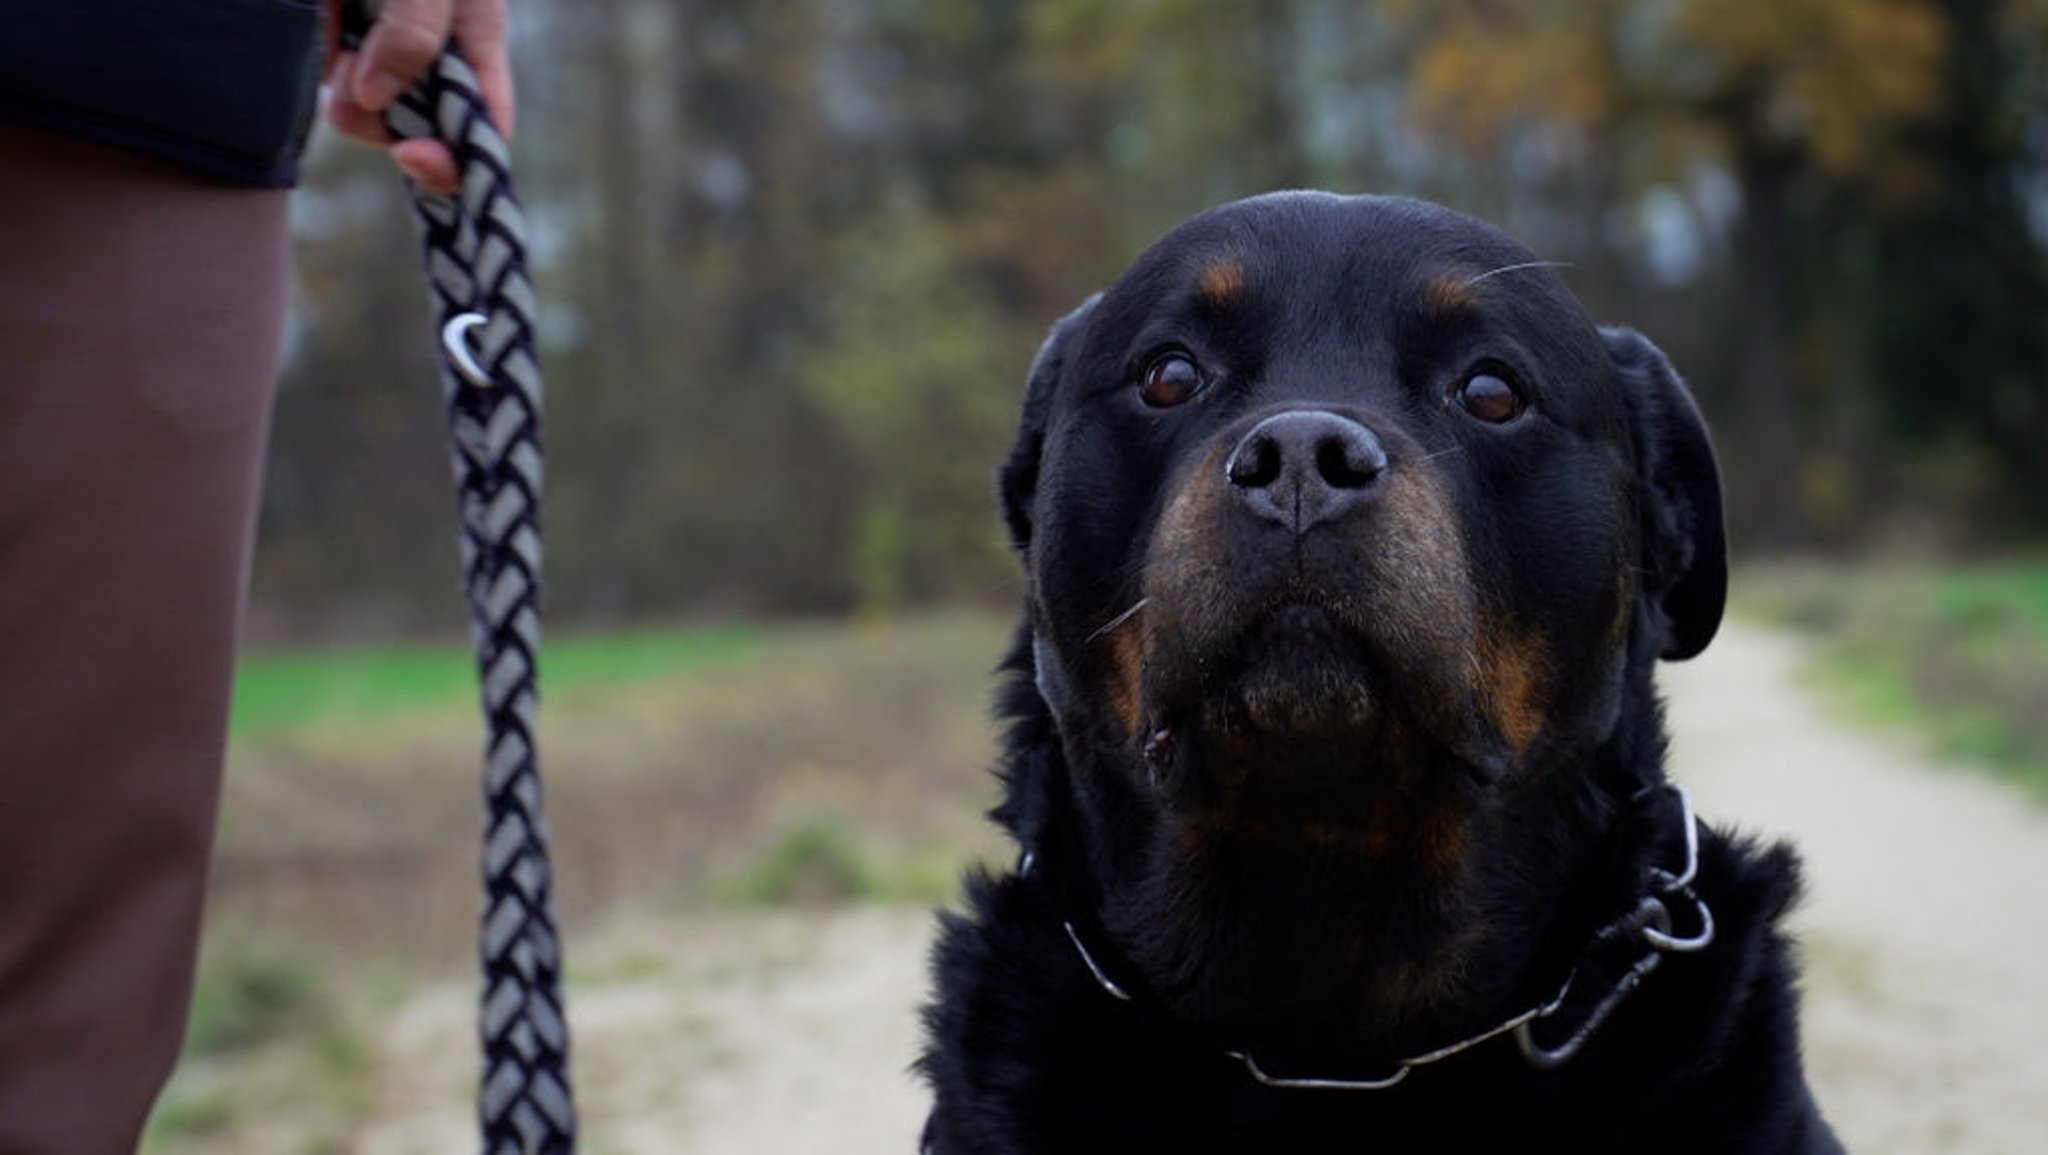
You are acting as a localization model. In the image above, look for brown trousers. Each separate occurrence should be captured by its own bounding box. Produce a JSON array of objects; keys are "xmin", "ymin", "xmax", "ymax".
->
[{"xmin": 0, "ymin": 121, "xmax": 288, "ymax": 1154}]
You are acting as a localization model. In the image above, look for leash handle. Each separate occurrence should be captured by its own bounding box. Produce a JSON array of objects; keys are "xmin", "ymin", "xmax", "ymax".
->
[{"xmin": 365, "ymin": 21, "xmax": 577, "ymax": 1154}]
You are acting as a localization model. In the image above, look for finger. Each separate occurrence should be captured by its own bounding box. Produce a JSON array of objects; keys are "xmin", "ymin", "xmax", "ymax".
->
[
  {"xmin": 323, "ymin": 49, "xmax": 372, "ymax": 127},
  {"xmin": 326, "ymin": 80, "xmax": 394, "ymax": 146},
  {"xmin": 454, "ymin": 0, "xmax": 516, "ymax": 141},
  {"xmin": 354, "ymin": 0, "xmax": 454, "ymax": 112},
  {"xmin": 392, "ymin": 138, "xmax": 461, "ymax": 195}
]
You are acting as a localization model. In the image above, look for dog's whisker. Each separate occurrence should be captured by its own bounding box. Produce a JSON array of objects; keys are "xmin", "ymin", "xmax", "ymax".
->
[
  {"xmin": 1088, "ymin": 598, "xmax": 1150, "ymax": 643},
  {"xmin": 1460, "ymin": 260, "xmax": 1573, "ymax": 289},
  {"xmin": 1415, "ymin": 446, "xmax": 1467, "ymax": 464}
]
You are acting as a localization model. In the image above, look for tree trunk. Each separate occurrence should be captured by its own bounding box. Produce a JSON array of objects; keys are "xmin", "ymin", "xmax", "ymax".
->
[{"xmin": 1729, "ymin": 137, "xmax": 1810, "ymax": 551}]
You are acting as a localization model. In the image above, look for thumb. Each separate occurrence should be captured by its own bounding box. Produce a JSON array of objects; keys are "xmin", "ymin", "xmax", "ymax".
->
[{"xmin": 352, "ymin": 0, "xmax": 455, "ymax": 112}]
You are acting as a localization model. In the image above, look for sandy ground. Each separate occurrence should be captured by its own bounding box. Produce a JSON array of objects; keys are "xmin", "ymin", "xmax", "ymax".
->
[
  {"xmin": 356, "ymin": 911, "xmax": 937, "ymax": 1155},
  {"xmin": 354, "ymin": 621, "xmax": 2048, "ymax": 1153},
  {"xmin": 1662, "ymin": 623, "xmax": 2048, "ymax": 1153}
]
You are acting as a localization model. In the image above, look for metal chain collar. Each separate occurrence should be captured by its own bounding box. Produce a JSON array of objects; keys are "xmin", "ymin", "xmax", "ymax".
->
[{"xmin": 1048, "ymin": 782, "xmax": 1716, "ymax": 1092}]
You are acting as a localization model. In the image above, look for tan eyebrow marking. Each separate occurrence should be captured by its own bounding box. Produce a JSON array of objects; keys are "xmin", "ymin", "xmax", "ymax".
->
[
  {"xmin": 1422, "ymin": 274, "xmax": 1479, "ymax": 315},
  {"xmin": 1197, "ymin": 259, "xmax": 1245, "ymax": 305},
  {"xmin": 1425, "ymin": 259, "xmax": 1574, "ymax": 317}
]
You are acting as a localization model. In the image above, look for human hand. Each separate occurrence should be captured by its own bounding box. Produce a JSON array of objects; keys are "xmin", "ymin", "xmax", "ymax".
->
[{"xmin": 323, "ymin": 0, "xmax": 515, "ymax": 195}]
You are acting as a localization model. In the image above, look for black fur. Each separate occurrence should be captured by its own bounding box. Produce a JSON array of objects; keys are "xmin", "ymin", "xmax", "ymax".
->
[{"xmin": 921, "ymin": 193, "xmax": 1839, "ymax": 1153}]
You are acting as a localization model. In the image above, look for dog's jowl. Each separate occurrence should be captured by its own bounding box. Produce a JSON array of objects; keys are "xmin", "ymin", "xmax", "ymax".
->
[{"xmin": 919, "ymin": 192, "xmax": 1841, "ymax": 1154}]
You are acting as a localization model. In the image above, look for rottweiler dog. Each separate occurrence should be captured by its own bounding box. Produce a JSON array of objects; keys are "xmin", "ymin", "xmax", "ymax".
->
[{"xmin": 918, "ymin": 193, "xmax": 1842, "ymax": 1153}]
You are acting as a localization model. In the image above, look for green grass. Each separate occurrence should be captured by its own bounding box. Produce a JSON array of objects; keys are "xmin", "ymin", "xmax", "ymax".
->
[
  {"xmin": 1746, "ymin": 557, "xmax": 2048, "ymax": 802},
  {"xmin": 144, "ymin": 1088, "xmax": 239, "ymax": 1145},
  {"xmin": 211, "ymin": 610, "xmax": 1010, "ymax": 944},
  {"xmin": 1922, "ymin": 559, "xmax": 2048, "ymax": 636},
  {"xmin": 229, "ymin": 624, "xmax": 764, "ymax": 743},
  {"xmin": 720, "ymin": 816, "xmax": 884, "ymax": 906},
  {"xmin": 152, "ymin": 612, "xmax": 1015, "ymax": 1154},
  {"xmin": 185, "ymin": 947, "xmax": 325, "ymax": 1056}
]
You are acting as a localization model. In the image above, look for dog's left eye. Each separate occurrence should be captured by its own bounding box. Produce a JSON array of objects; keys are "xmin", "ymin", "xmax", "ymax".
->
[
  {"xmin": 1452, "ymin": 369, "xmax": 1526, "ymax": 424},
  {"xmin": 1140, "ymin": 353, "xmax": 1206, "ymax": 408}
]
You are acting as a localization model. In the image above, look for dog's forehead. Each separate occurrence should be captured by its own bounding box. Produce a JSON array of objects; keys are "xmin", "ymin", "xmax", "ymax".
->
[{"xmin": 1111, "ymin": 192, "xmax": 1582, "ymax": 327}]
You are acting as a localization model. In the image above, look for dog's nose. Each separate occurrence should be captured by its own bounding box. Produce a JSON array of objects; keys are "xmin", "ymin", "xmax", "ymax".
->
[{"xmin": 1224, "ymin": 410, "xmax": 1388, "ymax": 531}]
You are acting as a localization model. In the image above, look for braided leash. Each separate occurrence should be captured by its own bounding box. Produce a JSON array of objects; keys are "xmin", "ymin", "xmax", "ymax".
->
[{"xmin": 342, "ymin": 9, "xmax": 576, "ymax": 1150}]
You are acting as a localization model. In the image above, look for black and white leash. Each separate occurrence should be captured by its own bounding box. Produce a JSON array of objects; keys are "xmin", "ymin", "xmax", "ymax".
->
[{"xmin": 343, "ymin": 7, "xmax": 575, "ymax": 1151}]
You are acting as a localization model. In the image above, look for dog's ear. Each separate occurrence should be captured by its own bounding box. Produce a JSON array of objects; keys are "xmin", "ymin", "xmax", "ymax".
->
[
  {"xmin": 1000, "ymin": 294, "xmax": 1100, "ymax": 553},
  {"xmin": 1604, "ymin": 326, "xmax": 1726, "ymax": 661}
]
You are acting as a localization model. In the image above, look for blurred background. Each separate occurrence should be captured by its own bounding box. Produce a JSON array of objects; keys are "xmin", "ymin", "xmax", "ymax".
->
[{"xmin": 150, "ymin": 1, "xmax": 2048, "ymax": 1151}]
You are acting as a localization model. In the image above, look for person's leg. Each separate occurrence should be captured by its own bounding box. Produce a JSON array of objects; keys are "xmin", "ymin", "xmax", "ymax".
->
[{"xmin": 0, "ymin": 120, "xmax": 288, "ymax": 1154}]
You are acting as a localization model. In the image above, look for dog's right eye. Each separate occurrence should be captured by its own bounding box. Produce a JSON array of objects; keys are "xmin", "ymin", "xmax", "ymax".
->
[{"xmin": 1140, "ymin": 353, "xmax": 1205, "ymax": 408}]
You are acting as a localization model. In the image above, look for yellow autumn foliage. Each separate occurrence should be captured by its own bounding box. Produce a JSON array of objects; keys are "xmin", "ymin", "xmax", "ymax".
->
[
  {"xmin": 1677, "ymin": 0, "xmax": 1947, "ymax": 173},
  {"xmin": 1411, "ymin": 23, "xmax": 1614, "ymax": 150},
  {"xmin": 1399, "ymin": 0, "xmax": 1949, "ymax": 177}
]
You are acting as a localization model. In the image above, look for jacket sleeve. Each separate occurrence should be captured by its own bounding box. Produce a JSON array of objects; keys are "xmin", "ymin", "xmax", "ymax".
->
[{"xmin": 0, "ymin": 0, "xmax": 325, "ymax": 188}]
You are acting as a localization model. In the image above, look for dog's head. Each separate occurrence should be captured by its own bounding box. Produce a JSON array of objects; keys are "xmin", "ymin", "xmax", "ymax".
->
[{"xmin": 999, "ymin": 193, "xmax": 1725, "ymax": 1050}]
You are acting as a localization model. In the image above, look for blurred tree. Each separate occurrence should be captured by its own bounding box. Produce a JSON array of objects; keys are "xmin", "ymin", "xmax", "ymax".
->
[
  {"xmin": 541, "ymin": 0, "xmax": 864, "ymax": 617},
  {"xmin": 255, "ymin": 0, "xmax": 2048, "ymax": 636},
  {"xmin": 801, "ymin": 205, "xmax": 1023, "ymax": 610},
  {"xmin": 1395, "ymin": 0, "xmax": 1951, "ymax": 548},
  {"xmin": 800, "ymin": 0, "xmax": 1317, "ymax": 609},
  {"xmin": 1854, "ymin": 0, "xmax": 2048, "ymax": 526},
  {"xmin": 257, "ymin": 140, "xmax": 467, "ymax": 636}
]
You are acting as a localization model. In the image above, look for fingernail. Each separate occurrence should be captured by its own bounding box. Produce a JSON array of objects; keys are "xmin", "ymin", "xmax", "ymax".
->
[{"xmin": 358, "ymin": 69, "xmax": 408, "ymax": 110}]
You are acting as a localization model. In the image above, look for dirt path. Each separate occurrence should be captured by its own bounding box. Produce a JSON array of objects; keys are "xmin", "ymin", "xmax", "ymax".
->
[
  {"xmin": 1662, "ymin": 622, "xmax": 2048, "ymax": 1154},
  {"xmin": 357, "ymin": 910, "xmax": 937, "ymax": 1155},
  {"xmin": 355, "ymin": 621, "xmax": 2048, "ymax": 1153}
]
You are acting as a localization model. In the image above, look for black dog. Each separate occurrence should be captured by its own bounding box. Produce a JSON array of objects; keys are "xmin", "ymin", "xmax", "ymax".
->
[{"xmin": 919, "ymin": 193, "xmax": 1842, "ymax": 1153}]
